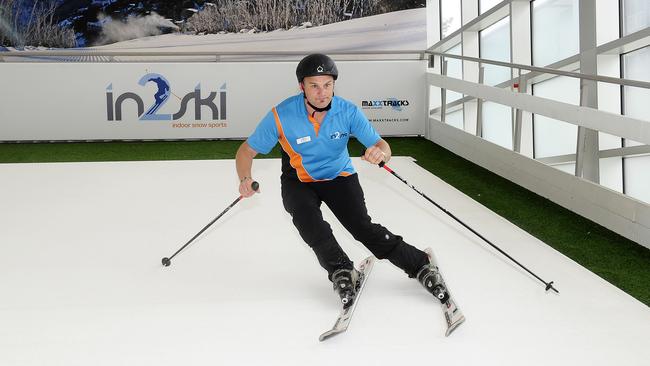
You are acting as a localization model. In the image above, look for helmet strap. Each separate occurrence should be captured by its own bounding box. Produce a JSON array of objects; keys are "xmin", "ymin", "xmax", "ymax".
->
[{"xmin": 304, "ymin": 93, "xmax": 332, "ymax": 117}]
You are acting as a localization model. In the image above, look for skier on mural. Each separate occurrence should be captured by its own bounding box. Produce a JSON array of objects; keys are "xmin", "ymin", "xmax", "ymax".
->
[{"xmin": 234, "ymin": 53, "xmax": 449, "ymax": 308}]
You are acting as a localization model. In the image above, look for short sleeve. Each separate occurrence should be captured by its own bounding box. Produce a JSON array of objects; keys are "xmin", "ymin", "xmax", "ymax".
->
[
  {"xmin": 247, "ymin": 110, "xmax": 279, "ymax": 154},
  {"xmin": 349, "ymin": 105, "xmax": 381, "ymax": 148}
]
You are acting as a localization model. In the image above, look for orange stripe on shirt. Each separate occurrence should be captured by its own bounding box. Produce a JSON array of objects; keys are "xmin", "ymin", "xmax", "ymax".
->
[
  {"xmin": 307, "ymin": 115, "xmax": 321, "ymax": 136},
  {"xmin": 272, "ymin": 107, "xmax": 316, "ymax": 182}
]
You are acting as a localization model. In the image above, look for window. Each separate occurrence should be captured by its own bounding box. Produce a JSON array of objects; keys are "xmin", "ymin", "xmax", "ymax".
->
[
  {"xmin": 622, "ymin": 46, "xmax": 650, "ymax": 203},
  {"xmin": 481, "ymin": 102, "xmax": 513, "ymax": 149},
  {"xmin": 624, "ymin": 157, "xmax": 650, "ymax": 203},
  {"xmin": 445, "ymin": 43, "xmax": 463, "ymax": 103},
  {"xmin": 532, "ymin": 0, "xmax": 579, "ymax": 66},
  {"xmin": 480, "ymin": 0, "xmax": 503, "ymax": 14},
  {"xmin": 441, "ymin": 0, "xmax": 462, "ymax": 39},
  {"xmin": 480, "ymin": 17, "xmax": 510, "ymax": 87},
  {"xmin": 622, "ymin": 47, "xmax": 650, "ymax": 134},
  {"xmin": 446, "ymin": 109, "xmax": 464, "ymax": 130},
  {"xmin": 479, "ymin": 17, "xmax": 512, "ymax": 149},
  {"xmin": 532, "ymin": 76, "xmax": 579, "ymax": 159},
  {"xmin": 622, "ymin": 0, "xmax": 650, "ymax": 36}
]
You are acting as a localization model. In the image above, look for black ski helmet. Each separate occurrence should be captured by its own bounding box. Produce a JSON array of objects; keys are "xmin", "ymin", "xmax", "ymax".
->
[{"xmin": 296, "ymin": 53, "xmax": 339, "ymax": 82}]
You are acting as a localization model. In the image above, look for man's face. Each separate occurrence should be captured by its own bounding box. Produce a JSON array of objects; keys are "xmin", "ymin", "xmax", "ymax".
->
[{"xmin": 301, "ymin": 75, "xmax": 335, "ymax": 109}]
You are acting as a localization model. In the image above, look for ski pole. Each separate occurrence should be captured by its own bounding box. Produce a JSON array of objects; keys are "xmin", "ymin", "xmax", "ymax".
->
[
  {"xmin": 378, "ymin": 162, "xmax": 559, "ymax": 293},
  {"xmin": 161, "ymin": 181, "xmax": 259, "ymax": 267}
]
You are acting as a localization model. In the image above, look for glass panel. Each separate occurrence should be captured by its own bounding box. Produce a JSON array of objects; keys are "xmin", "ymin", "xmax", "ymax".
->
[
  {"xmin": 600, "ymin": 132, "xmax": 622, "ymax": 150},
  {"xmin": 482, "ymin": 102, "xmax": 513, "ymax": 149},
  {"xmin": 533, "ymin": 76, "xmax": 579, "ymax": 158},
  {"xmin": 623, "ymin": 46, "xmax": 650, "ymax": 147},
  {"xmin": 600, "ymin": 157, "xmax": 623, "ymax": 193},
  {"xmin": 479, "ymin": 17, "xmax": 512, "ymax": 149},
  {"xmin": 446, "ymin": 109, "xmax": 464, "ymax": 130},
  {"xmin": 445, "ymin": 43, "xmax": 463, "ymax": 103},
  {"xmin": 622, "ymin": 0, "xmax": 650, "ymax": 36},
  {"xmin": 597, "ymin": 55, "xmax": 622, "ymax": 150},
  {"xmin": 532, "ymin": 0, "xmax": 579, "ymax": 66},
  {"xmin": 622, "ymin": 45, "xmax": 650, "ymax": 204},
  {"xmin": 441, "ymin": 0, "xmax": 462, "ymax": 38},
  {"xmin": 550, "ymin": 162, "xmax": 576, "ymax": 174},
  {"xmin": 480, "ymin": 0, "xmax": 503, "ymax": 14},
  {"xmin": 624, "ymin": 155, "xmax": 650, "ymax": 204},
  {"xmin": 480, "ymin": 17, "xmax": 511, "ymax": 86}
]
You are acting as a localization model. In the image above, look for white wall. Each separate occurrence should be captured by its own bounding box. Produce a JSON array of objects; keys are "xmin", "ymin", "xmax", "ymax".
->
[{"xmin": 0, "ymin": 60, "xmax": 426, "ymax": 141}]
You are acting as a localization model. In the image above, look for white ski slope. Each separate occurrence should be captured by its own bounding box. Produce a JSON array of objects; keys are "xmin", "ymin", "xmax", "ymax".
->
[{"xmin": 0, "ymin": 157, "xmax": 648, "ymax": 366}]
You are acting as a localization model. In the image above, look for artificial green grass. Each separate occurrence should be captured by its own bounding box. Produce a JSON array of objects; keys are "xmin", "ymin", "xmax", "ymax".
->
[
  {"xmin": 0, "ymin": 140, "xmax": 254, "ymax": 163},
  {"xmin": 2, "ymin": 137, "xmax": 649, "ymax": 305}
]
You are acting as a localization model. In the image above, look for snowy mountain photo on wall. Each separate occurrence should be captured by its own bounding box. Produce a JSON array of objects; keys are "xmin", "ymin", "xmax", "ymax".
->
[{"xmin": 0, "ymin": 0, "xmax": 425, "ymax": 49}]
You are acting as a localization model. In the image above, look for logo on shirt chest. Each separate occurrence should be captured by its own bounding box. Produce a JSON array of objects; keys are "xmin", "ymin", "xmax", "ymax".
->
[{"xmin": 330, "ymin": 131, "xmax": 348, "ymax": 140}]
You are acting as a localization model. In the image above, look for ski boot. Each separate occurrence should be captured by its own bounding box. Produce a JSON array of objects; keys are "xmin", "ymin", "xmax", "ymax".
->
[
  {"xmin": 331, "ymin": 268, "xmax": 360, "ymax": 309},
  {"xmin": 417, "ymin": 263, "xmax": 450, "ymax": 303}
]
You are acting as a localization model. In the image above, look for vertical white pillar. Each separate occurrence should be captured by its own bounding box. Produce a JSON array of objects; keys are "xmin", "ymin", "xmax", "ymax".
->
[
  {"xmin": 510, "ymin": 0, "xmax": 533, "ymax": 157},
  {"xmin": 576, "ymin": 0, "xmax": 600, "ymax": 183},
  {"xmin": 462, "ymin": 0, "xmax": 479, "ymax": 133},
  {"xmin": 426, "ymin": 0, "xmax": 441, "ymax": 140},
  {"xmin": 596, "ymin": 0, "xmax": 623, "ymax": 192}
]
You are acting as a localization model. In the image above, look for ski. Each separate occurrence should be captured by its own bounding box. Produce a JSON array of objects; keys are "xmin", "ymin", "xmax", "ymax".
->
[
  {"xmin": 424, "ymin": 247, "xmax": 465, "ymax": 336},
  {"xmin": 319, "ymin": 256, "xmax": 375, "ymax": 342}
]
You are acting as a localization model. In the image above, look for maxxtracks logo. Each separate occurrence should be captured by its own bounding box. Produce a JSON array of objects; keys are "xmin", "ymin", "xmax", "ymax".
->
[
  {"xmin": 361, "ymin": 98, "xmax": 410, "ymax": 112},
  {"xmin": 106, "ymin": 73, "xmax": 227, "ymax": 121}
]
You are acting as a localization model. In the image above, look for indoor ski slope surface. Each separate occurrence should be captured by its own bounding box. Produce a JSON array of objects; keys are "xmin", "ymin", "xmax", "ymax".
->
[{"xmin": 1, "ymin": 157, "xmax": 648, "ymax": 365}]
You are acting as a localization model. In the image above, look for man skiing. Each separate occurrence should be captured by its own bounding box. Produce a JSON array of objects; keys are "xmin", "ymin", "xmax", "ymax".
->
[{"xmin": 235, "ymin": 53, "xmax": 448, "ymax": 307}]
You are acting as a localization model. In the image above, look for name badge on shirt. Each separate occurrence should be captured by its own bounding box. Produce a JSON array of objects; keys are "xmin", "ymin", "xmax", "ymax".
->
[{"xmin": 296, "ymin": 136, "xmax": 311, "ymax": 144}]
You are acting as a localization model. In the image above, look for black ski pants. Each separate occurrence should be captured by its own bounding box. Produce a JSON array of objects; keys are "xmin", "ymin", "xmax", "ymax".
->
[{"xmin": 281, "ymin": 173, "xmax": 429, "ymax": 280}]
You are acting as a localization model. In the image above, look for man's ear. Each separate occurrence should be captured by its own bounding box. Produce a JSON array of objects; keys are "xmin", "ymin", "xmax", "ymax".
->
[{"xmin": 299, "ymin": 82, "xmax": 304, "ymax": 92}]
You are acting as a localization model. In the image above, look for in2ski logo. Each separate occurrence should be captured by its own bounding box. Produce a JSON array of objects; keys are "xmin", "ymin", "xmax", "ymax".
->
[
  {"xmin": 330, "ymin": 131, "xmax": 348, "ymax": 140},
  {"xmin": 106, "ymin": 73, "xmax": 227, "ymax": 121}
]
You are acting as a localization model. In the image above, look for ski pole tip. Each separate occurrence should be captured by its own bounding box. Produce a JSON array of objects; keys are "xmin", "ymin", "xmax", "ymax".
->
[
  {"xmin": 545, "ymin": 281, "xmax": 559, "ymax": 293},
  {"xmin": 161, "ymin": 257, "xmax": 171, "ymax": 267}
]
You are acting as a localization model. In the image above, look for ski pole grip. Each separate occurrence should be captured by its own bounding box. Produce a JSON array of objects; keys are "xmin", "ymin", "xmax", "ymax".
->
[
  {"xmin": 251, "ymin": 181, "xmax": 260, "ymax": 191},
  {"xmin": 378, "ymin": 161, "xmax": 393, "ymax": 173}
]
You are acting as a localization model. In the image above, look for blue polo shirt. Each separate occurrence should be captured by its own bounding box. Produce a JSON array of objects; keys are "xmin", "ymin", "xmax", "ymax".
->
[{"xmin": 247, "ymin": 94, "xmax": 381, "ymax": 182}]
